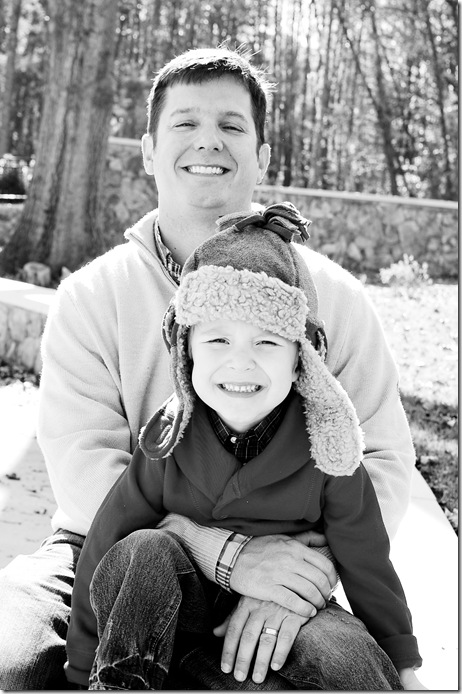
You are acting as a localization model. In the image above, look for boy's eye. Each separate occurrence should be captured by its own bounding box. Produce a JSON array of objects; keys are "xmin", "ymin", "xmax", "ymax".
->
[
  {"xmin": 208, "ymin": 338, "xmax": 228, "ymax": 344},
  {"xmin": 258, "ymin": 340, "xmax": 278, "ymax": 346}
]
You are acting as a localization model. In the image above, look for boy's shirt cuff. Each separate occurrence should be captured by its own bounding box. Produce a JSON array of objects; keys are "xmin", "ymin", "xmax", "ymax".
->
[
  {"xmin": 216, "ymin": 533, "xmax": 253, "ymax": 591},
  {"xmin": 157, "ymin": 514, "xmax": 251, "ymax": 588}
]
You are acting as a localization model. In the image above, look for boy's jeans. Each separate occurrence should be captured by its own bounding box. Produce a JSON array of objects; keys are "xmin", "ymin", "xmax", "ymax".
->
[{"xmin": 88, "ymin": 529, "xmax": 403, "ymax": 691}]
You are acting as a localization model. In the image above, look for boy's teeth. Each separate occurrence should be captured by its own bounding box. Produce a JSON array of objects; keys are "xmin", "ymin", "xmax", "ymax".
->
[{"xmin": 221, "ymin": 383, "xmax": 260, "ymax": 393}]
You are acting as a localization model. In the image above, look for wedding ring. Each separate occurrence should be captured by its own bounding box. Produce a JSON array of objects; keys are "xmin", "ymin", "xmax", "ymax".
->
[{"xmin": 261, "ymin": 627, "xmax": 279, "ymax": 637}]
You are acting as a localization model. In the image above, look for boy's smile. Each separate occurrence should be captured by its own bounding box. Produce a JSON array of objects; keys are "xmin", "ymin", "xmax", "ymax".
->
[
  {"xmin": 218, "ymin": 383, "xmax": 262, "ymax": 394},
  {"xmin": 189, "ymin": 319, "xmax": 299, "ymax": 433}
]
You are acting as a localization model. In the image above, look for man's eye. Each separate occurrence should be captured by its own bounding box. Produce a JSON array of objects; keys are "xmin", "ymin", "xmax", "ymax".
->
[
  {"xmin": 222, "ymin": 124, "xmax": 243, "ymax": 132},
  {"xmin": 175, "ymin": 121, "xmax": 195, "ymax": 128}
]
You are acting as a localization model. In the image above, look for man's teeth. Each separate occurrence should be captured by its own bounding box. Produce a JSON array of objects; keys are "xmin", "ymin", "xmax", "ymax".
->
[
  {"xmin": 187, "ymin": 165, "xmax": 225, "ymax": 175},
  {"xmin": 220, "ymin": 383, "xmax": 261, "ymax": 393}
]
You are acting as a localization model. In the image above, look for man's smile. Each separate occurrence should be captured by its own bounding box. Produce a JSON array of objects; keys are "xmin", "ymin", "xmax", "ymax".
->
[{"xmin": 183, "ymin": 165, "xmax": 229, "ymax": 175}]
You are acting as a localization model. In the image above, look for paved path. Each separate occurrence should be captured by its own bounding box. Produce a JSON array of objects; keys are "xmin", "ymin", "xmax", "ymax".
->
[{"xmin": 0, "ymin": 386, "xmax": 458, "ymax": 690}]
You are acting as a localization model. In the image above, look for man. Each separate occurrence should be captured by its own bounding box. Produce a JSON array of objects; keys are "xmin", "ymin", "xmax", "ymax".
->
[{"xmin": 0, "ymin": 47, "xmax": 415, "ymax": 689}]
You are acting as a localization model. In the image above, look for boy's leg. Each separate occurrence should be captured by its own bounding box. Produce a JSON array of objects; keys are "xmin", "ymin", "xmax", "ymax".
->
[
  {"xmin": 278, "ymin": 599, "xmax": 403, "ymax": 691},
  {"xmin": 88, "ymin": 528, "xmax": 216, "ymax": 691},
  {"xmin": 0, "ymin": 530, "xmax": 84, "ymax": 690},
  {"xmin": 174, "ymin": 587, "xmax": 293, "ymax": 690}
]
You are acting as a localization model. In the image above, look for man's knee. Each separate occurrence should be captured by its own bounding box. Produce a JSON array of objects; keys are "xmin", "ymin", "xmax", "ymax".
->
[
  {"xmin": 0, "ymin": 536, "xmax": 80, "ymax": 690},
  {"xmin": 0, "ymin": 567, "xmax": 68, "ymax": 690},
  {"xmin": 285, "ymin": 603, "xmax": 402, "ymax": 690}
]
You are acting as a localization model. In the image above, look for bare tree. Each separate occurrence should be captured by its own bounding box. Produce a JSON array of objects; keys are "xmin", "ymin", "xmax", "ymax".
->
[
  {"xmin": 421, "ymin": 0, "xmax": 455, "ymax": 199},
  {"xmin": 0, "ymin": 0, "xmax": 22, "ymax": 157}
]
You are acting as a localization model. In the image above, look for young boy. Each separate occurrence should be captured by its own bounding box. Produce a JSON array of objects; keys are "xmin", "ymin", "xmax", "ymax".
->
[{"xmin": 65, "ymin": 203, "xmax": 424, "ymax": 690}]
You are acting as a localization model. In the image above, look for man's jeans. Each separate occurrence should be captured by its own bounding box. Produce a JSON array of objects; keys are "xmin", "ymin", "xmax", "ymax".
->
[
  {"xmin": 0, "ymin": 529, "xmax": 84, "ymax": 690},
  {"xmin": 88, "ymin": 529, "xmax": 403, "ymax": 691}
]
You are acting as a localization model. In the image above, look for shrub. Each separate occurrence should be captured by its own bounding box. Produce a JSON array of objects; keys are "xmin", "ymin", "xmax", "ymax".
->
[{"xmin": 379, "ymin": 254, "xmax": 432, "ymax": 294}]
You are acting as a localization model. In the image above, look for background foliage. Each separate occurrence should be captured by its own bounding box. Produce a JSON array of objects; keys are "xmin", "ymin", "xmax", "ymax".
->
[{"xmin": 0, "ymin": 0, "xmax": 458, "ymax": 200}]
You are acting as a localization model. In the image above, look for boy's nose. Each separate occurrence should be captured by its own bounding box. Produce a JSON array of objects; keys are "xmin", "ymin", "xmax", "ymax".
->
[{"xmin": 228, "ymin": 349, "xmax": 256, "ymax": 370}]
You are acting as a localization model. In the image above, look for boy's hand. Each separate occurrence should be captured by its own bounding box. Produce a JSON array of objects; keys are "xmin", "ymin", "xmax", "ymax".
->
[
  {"xmin": 399, "ymin": 668, "xmax": 428, "ymax": 690},
  {"xmin": 213, "ymin": 595, "xmax": 310, "ymax": 684},
  {"xmin": 229, "ymin": 531, "xmax": 336, "ymax": 618}
]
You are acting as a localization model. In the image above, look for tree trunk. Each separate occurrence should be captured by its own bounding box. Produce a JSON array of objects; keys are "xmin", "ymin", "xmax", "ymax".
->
[
  {"xmin": 0, "ymin": 0, "xmax": 118, "ymax": 277},
  {"xmin": 334, "ymin": 0, "xmax": 401, "ymax": 195},
  {"xmin": 282, "ymin": 0, "xmax": 302, "ymax": 187},
  {"xmin": 0, "ymin": 0, "xmax": 22, "ymax": 157},
  {"xmin": 309, "ymin": 0, "xmax": 335, "ymax": 188},
  {"xmin": 421, "ymin": 0, "xmax": 455, "ymax": 199}
]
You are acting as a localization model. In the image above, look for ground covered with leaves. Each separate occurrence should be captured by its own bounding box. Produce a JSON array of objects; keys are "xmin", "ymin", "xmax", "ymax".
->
[
  {"xmin": 0, "ymin": 280, "xmax": 458, "ymax": 533},
  {"xmin": 366, "ymin": 281, "xmax": 458, "ymax": 533}
]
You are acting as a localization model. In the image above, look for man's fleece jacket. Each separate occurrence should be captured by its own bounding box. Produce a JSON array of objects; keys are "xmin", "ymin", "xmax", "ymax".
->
[
  {"xmin": 38, "ymin": 210, "xmax": 416, "ymax": 549},
  {"xmin": 66, "ymin": 392, "xmax": 421, "ymax": 686}
]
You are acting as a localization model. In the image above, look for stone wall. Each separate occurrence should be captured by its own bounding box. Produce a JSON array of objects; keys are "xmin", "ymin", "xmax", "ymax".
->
[
  {"xmin": 102, "ymin": 138, "xmax": 156, "ymax": 249},
  {"xmin": 0, "ymin": 137, "xmax": 458, "ymax": 278},
  {"xmin": 0, "ymin": 298, "xmax": 47, "ymax": 373},
  {"xmin": 0, "ymin": 279, "xmax": 55, "ymax": 374},
  {"xmin": 1, "ymin": 138, "xmax": 457, "ymax": 375},
  {"xmin": 254, "ymin": 187, "xmax": 458, "ymax": 279},
  {"xmin": 102, "ymin": 139, "xmax": 458, "ymax": 278}
]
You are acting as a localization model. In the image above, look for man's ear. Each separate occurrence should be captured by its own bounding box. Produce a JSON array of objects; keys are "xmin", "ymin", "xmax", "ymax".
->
[
  {"xmin": 257, "ymin": 143, "xmax": 271, "ymax": 184},
  {"xmin": 141, "ymin": 134, "xmax": 155, "ymax": 176}
]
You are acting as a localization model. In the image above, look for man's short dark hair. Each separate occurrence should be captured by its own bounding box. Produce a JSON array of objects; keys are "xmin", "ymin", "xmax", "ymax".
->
[{"xmin": 146, "ymin": 47, "xmax": 273, "ymax": 150}]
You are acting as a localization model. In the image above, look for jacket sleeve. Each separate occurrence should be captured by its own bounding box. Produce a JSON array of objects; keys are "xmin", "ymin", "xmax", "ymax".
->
[
  {"xmin": 322, "ymin": 465, "xmax": 422, "ymax": 672},
  {"xmin": 321, "ymin": 276, "xmax": 415, "ymax": 539},
  {"xmin": 65, "ymin": 448, "xmax": 166, "ymax": 687},
  {"xmin": 37, "ymin": 282, "xmax": 135, "ymax": 534}
]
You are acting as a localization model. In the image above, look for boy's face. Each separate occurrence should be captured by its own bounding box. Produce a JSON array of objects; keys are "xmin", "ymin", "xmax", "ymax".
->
[
  {"xmin": 142, "ymin": 76, "xmax": 270, "ymax": 217},
  {"xmin": 189, "ymin": 319, "xmax": 299, "ymax": 433}
]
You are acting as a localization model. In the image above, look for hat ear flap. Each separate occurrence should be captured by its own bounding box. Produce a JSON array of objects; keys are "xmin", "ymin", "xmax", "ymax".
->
[
  {"xmin": 295, "ymin": 339, "xmax": 364, "ymax": 476},
  {"xmin": 305, "ymin": 322, "xmax": 328, "ymax": 360},
  {"xmin": 141, "ymin": 320, "xmax": 195, "ymax": 459},
  {"xmin": 162, "ymin": 300, "xmax": 178, "ymax": 352}
]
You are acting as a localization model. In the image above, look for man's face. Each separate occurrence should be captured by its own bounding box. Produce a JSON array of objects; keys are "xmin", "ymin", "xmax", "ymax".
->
[
  {"xmin": 189, "ymin": 319, "xmax": 299, "ymax": 433},
  {"xmin": 142, "ymin": 76, "xmax": 270, "ymax": 216}
]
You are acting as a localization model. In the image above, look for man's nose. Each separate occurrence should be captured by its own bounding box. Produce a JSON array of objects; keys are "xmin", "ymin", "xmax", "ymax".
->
[{"xmin": 193, "ymin": 125, "xmax": 224, "ymax": 151}]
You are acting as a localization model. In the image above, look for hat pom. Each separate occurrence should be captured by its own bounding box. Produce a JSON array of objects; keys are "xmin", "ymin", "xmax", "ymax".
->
[{"xmin": 217, "ymin": 202, "xmax": 311, "ymax": 243}]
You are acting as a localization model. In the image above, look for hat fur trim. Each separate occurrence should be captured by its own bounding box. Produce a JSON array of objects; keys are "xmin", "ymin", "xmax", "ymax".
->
[{"xmin": 175, "ymin": 265, "xmax": 309, "ymax": 341}]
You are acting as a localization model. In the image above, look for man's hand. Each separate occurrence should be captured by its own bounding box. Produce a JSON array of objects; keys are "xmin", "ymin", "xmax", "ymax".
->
[
  {"xmin": 229, "ymin": 531, "xmax": 336, "ymax": 618},
  {"xmin": 213, "ymin": 596, "xmax": 310, "ymax": 684}
]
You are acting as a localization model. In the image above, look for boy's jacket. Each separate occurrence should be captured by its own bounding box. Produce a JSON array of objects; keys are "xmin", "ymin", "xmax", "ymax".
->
[{"xmin": 65, "ymin": 392, "xmax": 421, "ymax": 686}]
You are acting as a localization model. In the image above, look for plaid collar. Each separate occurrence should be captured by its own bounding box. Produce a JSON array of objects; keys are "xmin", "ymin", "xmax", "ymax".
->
[
  {"xmin": 208, "ymin": 401, "xmax": 286, "ymax": 464},
  {"xmin": 153, "ymin": 220, "xmax": 182, "ymax": 285}
]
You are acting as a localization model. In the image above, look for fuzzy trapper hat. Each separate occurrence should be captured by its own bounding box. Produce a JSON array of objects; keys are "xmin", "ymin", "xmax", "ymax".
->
[{"xmin": 140, "ymin": 202, "xmax": 364, "ymax": 476}]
